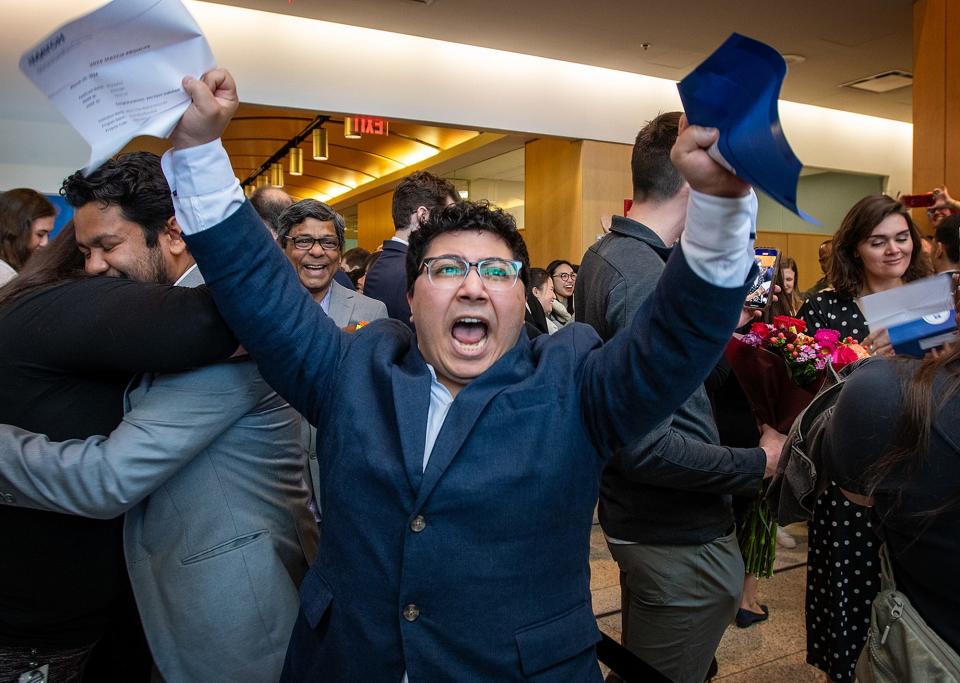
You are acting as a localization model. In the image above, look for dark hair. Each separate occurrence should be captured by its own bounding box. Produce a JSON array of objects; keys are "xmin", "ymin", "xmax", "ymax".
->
[
  {"xmin": 865, "ymin": 346, "xmax": 960, "ymax": 521},
  {"xmin": 828, "ymin": 195, "xmax": 930, "ymax": 299},
  {"xmin": 0, "ymin": 221, "xmax": 85, "ymax": 309},
  {"xmin": 406, "ymin": 200, "xmax": 529, "ymax": 294},
  {"xmin": 342, "ymin": 247, "xmax": 370, "ymax": 271},
  {"xmin": 61, "ymin": 152, "xmax": 172, "ymax": 247},
  {"xmin": 391, "ymin": 171, "xmax": 457, "ymax": 232},
  {"xmin": 0, "ymin": 188, "xmax": 55, "ymax": 270},
  {"xmin": 276, "ymin": 199, "xmax": 346, "ymax": 249},
  {"xmin": 528, "ymin": 267, "xmax": 550, "ymax": 293},
  {"xmin": 545, "ymin": 260, "xmax": 575, "ymax": 314},
  {"xmin": 250, "ymin": 186, "xmax": 293, "ymax": 234},
  {"xmin": 631, "ymin": 112, "xmax": 683, "ymax": 204},
  {"xmin": 935, "ymin": 214, "xmax": 960, "ymax": 263}
]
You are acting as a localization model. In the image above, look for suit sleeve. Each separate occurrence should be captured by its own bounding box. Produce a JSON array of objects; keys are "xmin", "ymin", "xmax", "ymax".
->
[
  {"xmin": 0, "ymin": 362, "xmax": 263, "ymax": 519},
  {"xmin": 32, "ymin": 279, "xmax": 237, "ymax": 374},
  {"xmin": 615, "ymin": 415, "xmax": 764, "ymax": 494},
  {"xmin": 183, "ymin": 203, "xmax": 345, "ymax": 422}
]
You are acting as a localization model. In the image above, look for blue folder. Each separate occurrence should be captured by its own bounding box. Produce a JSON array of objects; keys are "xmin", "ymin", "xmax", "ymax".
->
[{"xmin": 678, "ymin": 33, "xmax": 818, "ymax": 223}]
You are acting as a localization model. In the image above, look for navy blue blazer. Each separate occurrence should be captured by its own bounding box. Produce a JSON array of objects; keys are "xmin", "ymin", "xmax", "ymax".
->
[
  {"xmin": 184, "ymin": 202, "xmax": 752, "ymax": 682},
  {"xmin": 362, "ymin": 239, "xmax": 411, "ymax": 326}
]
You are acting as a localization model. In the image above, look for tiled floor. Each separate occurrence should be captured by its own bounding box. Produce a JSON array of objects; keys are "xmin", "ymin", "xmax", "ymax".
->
[{"xmin": 591, "ymin": 522, "xmax": 827, "ymax": 681}]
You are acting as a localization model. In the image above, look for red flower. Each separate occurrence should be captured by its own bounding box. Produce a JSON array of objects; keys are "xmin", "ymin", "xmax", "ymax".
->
[
  {"xmin": 750, "ymin": 322, "xmax": 770, "ymax": 337},
  {"xmin": 832, "ymin": 345, "xmax": 859, "ymax": 368},
  {"xmin": 773, "ymin": 315, "xmax": 806, "ymax": 333}
]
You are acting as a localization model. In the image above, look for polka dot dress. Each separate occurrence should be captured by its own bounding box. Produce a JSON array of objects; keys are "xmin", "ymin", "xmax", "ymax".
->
[
  {"xmin": 798, "ymin": 293, "xmax": 878, "ymax": 681},
  {"xmin": 797, "ymin": 291, "xmax": 866, "ymax": 343},
  {"xmin": 804, "ymin": 485, "xmax": 880, "ymax": 681}
]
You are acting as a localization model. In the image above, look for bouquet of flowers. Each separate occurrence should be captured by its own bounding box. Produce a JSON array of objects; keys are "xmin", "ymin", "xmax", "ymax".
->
[{"xmin": 725, "ymin": 315, "xmax": 868, "ymax": 577}]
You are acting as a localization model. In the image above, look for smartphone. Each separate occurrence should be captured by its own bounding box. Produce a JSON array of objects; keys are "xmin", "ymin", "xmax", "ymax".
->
[
  {"xmin": 745, "ymin": 247, "xmax": 779, "ymax": 309},
  {"xmin": 900, "ymin": 193, "xmax": 936, "ymax": 208}
]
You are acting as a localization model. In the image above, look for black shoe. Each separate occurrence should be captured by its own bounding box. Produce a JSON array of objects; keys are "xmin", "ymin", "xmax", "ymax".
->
[{"xmin": 735, "ymin": 606, "xmax": 769, "ymax": 628}]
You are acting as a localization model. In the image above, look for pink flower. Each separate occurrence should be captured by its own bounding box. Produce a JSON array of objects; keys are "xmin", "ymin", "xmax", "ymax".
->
[{"xmin": 813, "ymin": 329, "xmax": 841, "ymax": 351}]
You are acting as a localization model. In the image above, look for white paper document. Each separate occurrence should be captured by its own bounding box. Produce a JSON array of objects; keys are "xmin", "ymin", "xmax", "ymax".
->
[
  {"xmin": 859, "ymin": 273, "xmax": 955, "ymax": 330},
  {"xmin": 19, "ymin": 0, "xmax": 215, "ymax": 173}
]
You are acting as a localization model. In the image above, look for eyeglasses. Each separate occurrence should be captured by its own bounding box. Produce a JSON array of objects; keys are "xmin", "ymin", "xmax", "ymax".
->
[
  {"xmin": 286, "ymin": 235, "xmax": 340, "ymax": 252},
  {"xmin": 553, "ymin": 271, "xmax": 576, "ymax": 282},
  {"xmin": 420, "ymin": 256, "xmax": 522, "ymax": 290}
]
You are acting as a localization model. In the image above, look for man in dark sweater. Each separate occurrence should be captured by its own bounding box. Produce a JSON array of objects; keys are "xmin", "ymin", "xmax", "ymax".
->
[
  {"xmin": 362, "ymin": 171, "xmax": 456, "ymax": 326},
  {"xmin": 575, "ymin": 113, "xmax": 784, "ymax": 683}
]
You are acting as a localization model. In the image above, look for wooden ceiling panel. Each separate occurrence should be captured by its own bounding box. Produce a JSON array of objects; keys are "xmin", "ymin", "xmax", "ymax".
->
[{"xmin": 222, "ymin": 103, "xmax": 482, "ymax": 200}]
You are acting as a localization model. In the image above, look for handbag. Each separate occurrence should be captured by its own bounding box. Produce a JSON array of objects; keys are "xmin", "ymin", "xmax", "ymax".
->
[{"xmin": 855, "ymin": 544, "xmax": 960, "ymax": 683}]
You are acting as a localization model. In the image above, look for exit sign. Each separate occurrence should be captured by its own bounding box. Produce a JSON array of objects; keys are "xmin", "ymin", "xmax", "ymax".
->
[{"xmin": 353, "ymin": 116, "xmax": 390, "ymax": 136}]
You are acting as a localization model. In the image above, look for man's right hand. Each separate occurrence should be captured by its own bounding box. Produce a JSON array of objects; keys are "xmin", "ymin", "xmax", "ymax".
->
[
  {"xmin": 170, "ymin": 68, "xmax": 239, "ymax": 149},
  {"xmin": 759, "ymin": 423, "xmax": 786, "ymax": 479},
  {"xmin": 670, "ymin": 115, "xmax": 750, "ymax": 199}
]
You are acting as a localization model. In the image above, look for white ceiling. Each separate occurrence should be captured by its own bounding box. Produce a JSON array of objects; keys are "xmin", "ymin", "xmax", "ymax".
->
[{"xmin": 210, "ymin": 0, "xmax": 915, "ymax": 122}]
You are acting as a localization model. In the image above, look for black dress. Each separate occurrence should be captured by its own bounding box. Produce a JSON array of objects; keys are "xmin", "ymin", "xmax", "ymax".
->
[{"xmin": 798, "ymin": 291, "xmax": 881, "ymax": 682}]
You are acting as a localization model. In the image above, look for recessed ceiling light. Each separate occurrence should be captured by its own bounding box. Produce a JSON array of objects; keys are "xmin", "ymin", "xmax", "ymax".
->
[
  {"xmin": 842, "ymin": 70, "xmax": 913, "ymax": 93},
  {"xmin": 782, "ymin": 54, "xmax": 806, "ymax": 65}
]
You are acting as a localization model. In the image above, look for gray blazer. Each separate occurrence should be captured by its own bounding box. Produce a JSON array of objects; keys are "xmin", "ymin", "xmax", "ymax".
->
[
  {"xmin": 0, "ymin": 265, "xmax": 319, "ymax": 682},
  {"xmin": 327, "ymin": 279, "xmax": 388, "ymax": 328}
]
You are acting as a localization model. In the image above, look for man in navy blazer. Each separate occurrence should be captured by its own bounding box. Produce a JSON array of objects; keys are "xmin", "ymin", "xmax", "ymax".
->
[
  {"xmin": 362, "ymin": 170, "xmax": 457, "ymax": 326},
  {"xmin": 165, "ymin": 69, "xmax": 759, "ymax": 682}
]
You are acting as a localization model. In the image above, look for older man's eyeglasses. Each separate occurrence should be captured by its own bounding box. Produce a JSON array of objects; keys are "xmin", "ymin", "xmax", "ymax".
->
[
  {"xmin": 420, "ymin": 256, "xmax": 522, "ymax": 291},
  {"xmin": 286, "ymin": 235, "xmax": 340, "ymax": 252}
]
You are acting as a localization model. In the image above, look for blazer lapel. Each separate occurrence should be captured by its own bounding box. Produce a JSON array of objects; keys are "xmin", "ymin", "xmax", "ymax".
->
[
  {"xmin": 412, "ymin": 333, "xmax": 532, "ymax": 512},
  {"xmin": 328, "ymin": 281, "xmax": 356, "ymax": 328},
  {"xmin": 391, "ymin": 343, "xmax": 433, "ymax": 493}
]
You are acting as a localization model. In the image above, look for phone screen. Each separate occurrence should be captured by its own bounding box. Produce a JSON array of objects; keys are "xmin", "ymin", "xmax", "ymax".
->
[{"xmin": 745, "ymin": 248, "xmax": 779, "ymax": 309}]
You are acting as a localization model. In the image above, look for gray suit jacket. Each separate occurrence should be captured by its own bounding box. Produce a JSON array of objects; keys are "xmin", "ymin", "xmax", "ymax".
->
[
  {"xmin": 0, "ymin": 265, "xmax": 319, "ymax": 682},
  {"xmin": 327, "ymin": 279, "xmax": 388, "ymax": 328}
]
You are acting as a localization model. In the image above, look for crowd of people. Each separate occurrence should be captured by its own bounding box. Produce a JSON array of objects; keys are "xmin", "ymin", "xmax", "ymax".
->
[{"xmin": 0, "ymin": 66, "xmax": 957, "ymax": 683}]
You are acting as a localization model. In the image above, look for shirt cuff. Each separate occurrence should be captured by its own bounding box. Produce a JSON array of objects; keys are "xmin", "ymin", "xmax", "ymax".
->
[
  {"xmin": 680, "ymin": 189, "xmax": 757, "ymax": 288},
  {"xmin": 160, "ymin": 139, "xmax": 245, "ymax": 235}
]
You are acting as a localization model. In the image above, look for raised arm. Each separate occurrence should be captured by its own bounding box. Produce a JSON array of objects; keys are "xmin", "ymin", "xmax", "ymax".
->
[
  {"xmin": 581, "ymin": 119, "xmax": 757, "ymax": 454},
  {"xmin": 162, "ymin": 69, "xmax": 344, "ymax": 420},
  {"xmin": 0, "ymin": 361, "xmax": 264, "ymax": 519}
]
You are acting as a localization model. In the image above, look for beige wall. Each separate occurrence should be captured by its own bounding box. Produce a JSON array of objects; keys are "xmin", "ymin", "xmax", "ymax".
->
[
  {"xmin": 913, "ymin": 0, "xmax": 960, "ymax": 234},
  {"xmin": 523, "ymin": 138, "xmax": 583, "ymax": 268},
  {"xmin": 524, "ymin": 138, "xmax": 632, "ymax": 268},
  {"xmin": 357, "ymin": 191, "xmax": 395, "ymax": 251}
]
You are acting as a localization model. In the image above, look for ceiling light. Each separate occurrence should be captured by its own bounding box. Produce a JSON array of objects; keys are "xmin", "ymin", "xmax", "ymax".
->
[
  {"xmin": 312, "ymin": 128, "xmax": 329, "ymax": 160},
  {"xmin": 458, "ymin": 190, "xmax": 469, "ymax": 199},
  {"xmin": 288, "ymin": 147, "xmax": 303, "ymax": 176},
  {"xmin": 782, "ymin": 53, "xmax": 806, "ymax": 65},
  {"xmin": 243, "ymin": 184, "xmax": 254, "ymax": 198},
  {"xmin": 842, "ymin": 70, "xmax": 913, "ymax": 93},
  {"xmin": 271, "ymin": 162, "xmax": 284, "ymax": 187},
  {"xmin": 255, "ymin": 175, "xmax": 269, "ymax": 189},
  {"xmin": 343, "ymin": 117, "xmax": 362, "ymax": 139}
]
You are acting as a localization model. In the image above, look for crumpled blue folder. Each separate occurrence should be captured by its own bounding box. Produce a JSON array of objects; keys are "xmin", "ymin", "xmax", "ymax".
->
[{"xmin": 678, "ymin": 33, "xmax": 818, "ymax": 224}]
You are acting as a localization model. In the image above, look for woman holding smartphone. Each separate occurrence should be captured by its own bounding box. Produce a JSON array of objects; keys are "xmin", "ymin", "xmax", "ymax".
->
[{"xmin": 797, "ymin": 194, "xmax": 930, "ymax": 682}]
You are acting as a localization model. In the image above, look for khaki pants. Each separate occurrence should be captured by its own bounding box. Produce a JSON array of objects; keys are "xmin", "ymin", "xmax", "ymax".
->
[{"xmin": 608, "ymin": 529, "xmax": 743, "ymax": 683}]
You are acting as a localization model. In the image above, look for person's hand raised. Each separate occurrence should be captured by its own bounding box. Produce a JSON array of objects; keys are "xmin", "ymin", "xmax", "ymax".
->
[
  {"xmin": 170, "ymin": 68, "xmax": 239, "ymax": 149},
  {"xmin": 670, "ymin": 115, "xmax": 750, "ymax": 199}
]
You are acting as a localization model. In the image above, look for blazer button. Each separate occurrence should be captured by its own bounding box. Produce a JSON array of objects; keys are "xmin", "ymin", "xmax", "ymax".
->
[
  {"xmin": 410, "ymin": 515, "xmax": 426, "ymax": 533},
  {"xmin": 403, "ymin": 604, "xmax": 420, "ymax": 622}
]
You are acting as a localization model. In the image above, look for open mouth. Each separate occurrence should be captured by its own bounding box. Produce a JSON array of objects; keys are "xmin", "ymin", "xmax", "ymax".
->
[
  {"xmin": 302, "ymin": 263, "xmax": 327, "ymax": 272},
  {"xmin": 451, "ymin": 317, "xmax": 489, "ymax": 354}
]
